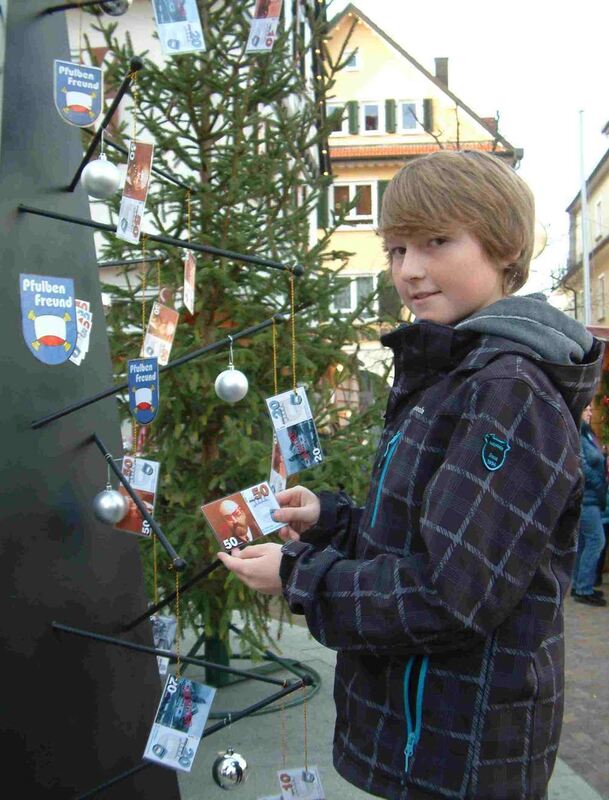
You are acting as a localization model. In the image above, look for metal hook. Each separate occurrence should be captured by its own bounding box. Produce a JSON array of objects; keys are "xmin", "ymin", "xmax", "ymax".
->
[{"xmin": 227, "ymin": 335, "xmax": 234, "ymax": 369}]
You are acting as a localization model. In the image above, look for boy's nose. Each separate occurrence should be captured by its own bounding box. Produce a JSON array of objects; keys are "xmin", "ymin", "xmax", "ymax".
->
[{"xmin": 398, "ymin": 250, "xmax": 426, "ymax": 280}]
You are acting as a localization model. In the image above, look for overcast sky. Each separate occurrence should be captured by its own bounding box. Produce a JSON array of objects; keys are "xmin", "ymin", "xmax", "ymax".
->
[{"xmin": 329, "ymin": 0, "xmax": 609, "ymax": 296}]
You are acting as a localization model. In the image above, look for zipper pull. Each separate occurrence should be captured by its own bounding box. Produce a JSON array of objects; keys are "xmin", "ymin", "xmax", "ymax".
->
[
  {"xmin": 382, "ymin": 430, "xmax": 401, "ymax": 459},
  {"xmin": 404, "ymin": 732, "xmax": 416, "ymax": 772}
]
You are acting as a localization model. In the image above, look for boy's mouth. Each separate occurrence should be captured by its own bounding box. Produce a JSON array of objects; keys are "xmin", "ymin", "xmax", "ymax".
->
[{"xmin": 411, "ymin": 291, "xmax": 440, "ymax": 301}]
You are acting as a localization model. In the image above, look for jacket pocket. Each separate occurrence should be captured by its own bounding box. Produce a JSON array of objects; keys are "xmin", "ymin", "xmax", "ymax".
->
[
  {"xmin": 403, "ymin": 654, "xmax": 429, "ymax": 773},
  {"xmin": 371, "ymin": 431, "xmax": 403, "ymax": 527}
]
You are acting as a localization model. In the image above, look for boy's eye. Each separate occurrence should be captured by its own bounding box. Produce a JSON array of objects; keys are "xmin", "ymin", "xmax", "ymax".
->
[
  {"xmin": 429, "ymin": 237, "xmax": 448, "ymax": 247},
  {"xmin": 388, "ymin": 246, "xmax": 406, "ymax": 258}
]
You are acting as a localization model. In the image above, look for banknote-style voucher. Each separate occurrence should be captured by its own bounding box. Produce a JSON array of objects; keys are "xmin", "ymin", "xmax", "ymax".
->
[{"xmin": 265, "ymin": 387, "xmax": 324, "ymax": 476}]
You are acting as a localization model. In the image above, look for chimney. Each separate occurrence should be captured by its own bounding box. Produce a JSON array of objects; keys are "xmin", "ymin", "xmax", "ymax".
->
[
  {"xmin": 482, "ymin": 117, "xmax": 498, "ymax": 134},
  {"xmin": 435, "ymin": 57, "xmax": 448, "ymax": 87}
]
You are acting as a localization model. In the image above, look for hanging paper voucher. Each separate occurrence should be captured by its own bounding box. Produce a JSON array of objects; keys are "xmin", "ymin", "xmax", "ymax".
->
[
  {"xmin": 277, "ymin": 766, "xmax": 326, "ymax": 799},
  {"xmin": 183, "ymin": 252, "xmax": 196, "ymax": 315},
  {"xmin": 143, "ymin": 675, "xmax": 215, "ymax": 772},
  {"xmin": 53, "ymin": 60, "xmax": 103, "ymax": 127},
  {"xmin": 20, "ymin": 274, "xmax": 77, "ymax": 365},
  {"xmin": 141, "ymin": 301, "xmax": 179, "ymax": 366},
  {"xmin": 116, "ymin": 140, "xmax": 154, "ymax": 244},
  {"xmin": 245, "ymin": 0, "xmax": 283, "ymax": 53},
  {"xmin": 265, "ymin": 387, "xmax": 324, "ymax": 476},
  {"xmin": 114, "ymin": 455, "xmax": 160, "ymax": 537},
  {"xmin": 128, "ymin": 356, "xmax": 159, "ymax": 424},
  {"xmin": 151, "ymin": 0, "xmax": 206, "ymax": 56}
]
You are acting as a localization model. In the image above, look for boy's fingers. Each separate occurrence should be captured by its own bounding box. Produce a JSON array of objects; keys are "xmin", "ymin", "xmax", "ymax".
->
[
  {"xmin": 274, "ymin": 487, "xmax": 300, "ymax": 504},
  {"xmin": 271, "ymin": 506, "xmax": 307, "ymax": 523},
  {"xmin": 278, "ymin": 527, "xmax": 297, "ymax": 542}
]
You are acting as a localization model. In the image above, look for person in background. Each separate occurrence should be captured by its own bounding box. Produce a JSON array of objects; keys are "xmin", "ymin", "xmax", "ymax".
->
[{"xmin": 572, "ymin": 403, "xmax": 607, "ymax": 605}]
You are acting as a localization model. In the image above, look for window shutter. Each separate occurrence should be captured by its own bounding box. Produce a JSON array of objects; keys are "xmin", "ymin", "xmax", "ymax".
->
[
  {"xmin": 377, "ymin": 180, "xmax": 390, "ymax": 220},
  {"xmin": 423, "ymin": 98, "xmax": 433, "ymax": 132},
  {"xmin": 347, "ymin": 101, "xmax": 359, "ymax": 134},
  {"xmin": 317, "ymin": 187, "xmax": 329, "ymax": 229},
  {"xmin": 385, "ymin": 99, "xmax": 396, "ymax": 133}
]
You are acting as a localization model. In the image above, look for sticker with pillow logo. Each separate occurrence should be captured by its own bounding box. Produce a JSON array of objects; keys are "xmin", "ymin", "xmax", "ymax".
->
[{"xmin": 481, "ymin": 433, "xmax": 511, "ymax": 471}]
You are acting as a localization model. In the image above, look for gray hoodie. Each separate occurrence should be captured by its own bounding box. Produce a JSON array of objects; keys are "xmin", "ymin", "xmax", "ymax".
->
[{"xmin": 455, "ymin": 292, "xmax": 594, "ymax": 365}]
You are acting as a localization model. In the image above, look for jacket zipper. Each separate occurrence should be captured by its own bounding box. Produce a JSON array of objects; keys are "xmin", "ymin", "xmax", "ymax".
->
[
  {"xmin": 370, "ymin": 431, "xmax": 402, "ymax": 527},
  {"xmin": 403, "ymin": 655, "xmax": 429, "ymax": 773}
]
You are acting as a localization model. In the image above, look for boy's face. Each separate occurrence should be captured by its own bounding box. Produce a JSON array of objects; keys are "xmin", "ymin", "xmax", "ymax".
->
[{"xmin": 385, "ymin": 229, "xmax": 509, "ymax": 325}]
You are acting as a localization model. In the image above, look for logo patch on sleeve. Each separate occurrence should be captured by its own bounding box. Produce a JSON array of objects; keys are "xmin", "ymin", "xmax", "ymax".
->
[{"xmin": 481, "ymin": 434, "xmax": 511, "ymax": 471}]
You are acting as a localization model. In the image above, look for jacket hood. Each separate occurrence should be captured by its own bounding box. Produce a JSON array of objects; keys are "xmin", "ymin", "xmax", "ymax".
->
[
  {"xmin": 381, "ymin": 294, "xmax": 604, "ymax": 422},
  {"xmin": 453, "ymin": 292, "xmax": 605, "ymax": 420},
  {"xmin": 454, "ymin": 292, "xmax": 593, "ymax": 364}
]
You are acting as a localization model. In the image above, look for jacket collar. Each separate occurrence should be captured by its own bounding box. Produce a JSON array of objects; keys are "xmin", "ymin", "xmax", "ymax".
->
[{"xmin": 380, "ymin": 321, "xmax": 549, "ymax": 421}]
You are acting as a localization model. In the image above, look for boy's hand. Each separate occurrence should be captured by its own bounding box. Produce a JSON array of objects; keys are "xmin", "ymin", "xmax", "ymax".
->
[
  {"xmin": 272, "ymin": 485, "xmax": 321, "ymax": 542},
  {"xmin": 217, "ymin": 543, "xmax": 284, "ymax": 595}
]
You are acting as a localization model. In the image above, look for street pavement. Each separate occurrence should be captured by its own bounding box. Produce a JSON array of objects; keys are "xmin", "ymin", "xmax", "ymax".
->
[{"xmin": 175, "ymin": 581, "xmax": 609, "ymax": 800}]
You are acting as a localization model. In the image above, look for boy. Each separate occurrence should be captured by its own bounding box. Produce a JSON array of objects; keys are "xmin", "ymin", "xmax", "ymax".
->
[{"xmin": 218, "ymin": 150, "xmax": 604, "ymax": 799}]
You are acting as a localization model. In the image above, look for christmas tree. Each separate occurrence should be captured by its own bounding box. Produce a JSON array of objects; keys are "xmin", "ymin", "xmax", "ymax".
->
[{"xmin": 87, "ymin": 0, "xmax": 399, "ymax": 674}]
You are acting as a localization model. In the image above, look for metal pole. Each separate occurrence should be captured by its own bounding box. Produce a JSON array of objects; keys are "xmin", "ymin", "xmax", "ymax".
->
[
  {"xmin": 31, "ymin": 312, "xmax": 290, "ymax": 429},
  {"xmin": 98, "ymin": 254, "xmax": 167, "ymax": 269},
  {"xmin": 580, "ymin": 109, "xmax": 592, "ymax": 325},
  {"xmin": 52, "ymin": 621, "xmax": 287, "ymax": 686},
  {"xmin": 91, "ymin": 433, "xmax": 187, "ymax": 571},
  {"xmin": 67, "ymin": 58, "xmax": 144, "ymax": 192},
  {"xmin": 121, "ymin": 558, "xmax": 224, "ymax": 631},
  {"xmin": 40, "ymin": 0, "xmax": 104, "ymax": 14},
  {"xmin": 18, "ymin": 204, "xmax": 304, "ymax": 275}
]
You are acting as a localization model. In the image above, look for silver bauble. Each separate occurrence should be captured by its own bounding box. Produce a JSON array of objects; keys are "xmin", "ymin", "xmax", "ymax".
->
[
  {"xmin": 81, "ymin": 154, "xmax": 122, "ymax": 199},
  {"xmin": 100, "ymin": 0, "xmax": 133, "ymax": 15},
  {"xmin": 92, "ymin": 487, "xmax": 129, "ymax": 525},
  {"xmin": 212, "ymin": 747, "xmax": 249, "ymax": 790},
  {"xmin": 214, "ymin": 367, "xmax": 249, "ymax": 403}
]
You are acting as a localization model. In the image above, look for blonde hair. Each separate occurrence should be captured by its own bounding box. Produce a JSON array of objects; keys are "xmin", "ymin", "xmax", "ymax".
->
[{"xmin": 378, "ymin": 150, "xmax": 535, "ymax": 294}]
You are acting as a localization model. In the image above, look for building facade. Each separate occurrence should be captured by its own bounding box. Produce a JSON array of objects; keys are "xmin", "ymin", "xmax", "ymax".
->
[
  {"xmin": 557, "ymin": 128, "xmax": 609, "ymax": 324},
  {"xmin": 321, "ymin": 3, "xmax": 522, "ymax": 376}
]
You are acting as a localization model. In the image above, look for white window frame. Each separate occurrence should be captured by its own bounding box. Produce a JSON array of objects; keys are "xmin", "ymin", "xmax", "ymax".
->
[
  {"xmin": 330, "ymin": 181, "xmax": 377, "ymax": 225},
  {"xmin": 576, "ymin": 290, "xmax": 584, "ymax": 322},
  {"xmin": 597, "ymin": 273, "xmax": 606, "ymax": 321},
  {"xmin": 359, "ymin": 101, "xmax": 384, "ymax": 135},
  {"xmin": 331, "ymin": 274, "xmax": 378, "ymax": 319},
  {"xmin": 344, "ymin": 49, "xmax": 360, "ymax": 71},
  {"xmin": 398, "ymin": 99, "xmax": 424, "ymax": 133},
  {"xmin": 326, "ymin": 102, "xmax": 349, "ymax": 135},
  {"xmin": 595, "ymin": 199, "xmax": 603, "ymax": 241}
]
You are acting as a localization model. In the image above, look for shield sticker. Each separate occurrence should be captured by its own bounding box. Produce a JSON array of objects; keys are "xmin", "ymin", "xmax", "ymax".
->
[
  {"xmin": 128, "ymin": 357, "xmax": 159, "ymax": 425},
  {"xmin": 53, "ymin": 60, "xmax": 103, "ymax": 127},
  {"xmin": 20, "ymin": 274, "xmax": 77, "ymax": 365},
  {"xmin": 481, "ymin": 433, "xmax": 511, "ymax": 471}
]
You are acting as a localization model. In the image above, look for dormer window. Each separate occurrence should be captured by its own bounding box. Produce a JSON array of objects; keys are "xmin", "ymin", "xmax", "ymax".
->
[{"xmin": 344, "ymin": 49, "xmax": 360, "ymax": 70}]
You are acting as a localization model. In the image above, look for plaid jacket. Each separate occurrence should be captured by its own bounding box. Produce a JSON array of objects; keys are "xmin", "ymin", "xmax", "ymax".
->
[{"xmin": 280, "ymin": 321, "xmax": 603, "ymax": 800}]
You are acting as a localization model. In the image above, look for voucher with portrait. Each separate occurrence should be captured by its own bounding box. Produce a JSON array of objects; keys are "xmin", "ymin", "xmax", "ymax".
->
[
  {"xmin": 140, "ymin": 301, "xmax": 179, "ymax": 366},
  {"xmin": 116, "ymin": 140, "xmax": 154, "ymax": 244},
  {"xmin": 113, "ymin": 456, "xmax": 160, "ymax": 537},
  {"xmin": 201, "ymin": 481, "xmax": 283, "ymax": 551}
]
